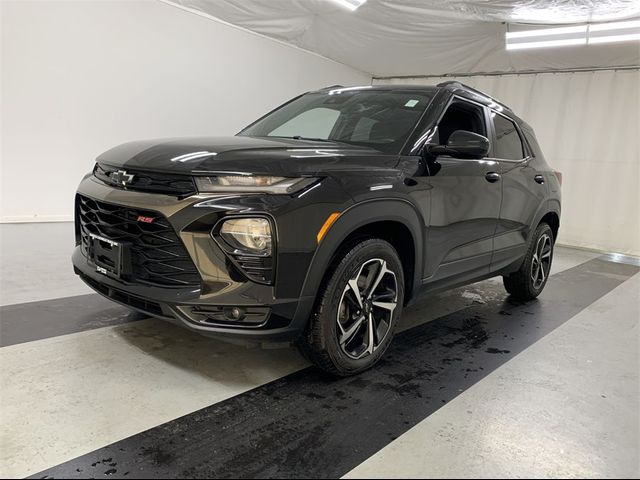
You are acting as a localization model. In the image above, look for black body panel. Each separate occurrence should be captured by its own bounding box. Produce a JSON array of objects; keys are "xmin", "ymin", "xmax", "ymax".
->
[{"xmin": 96, "ymin": 136, "xmax": 386, "ymax": 177}]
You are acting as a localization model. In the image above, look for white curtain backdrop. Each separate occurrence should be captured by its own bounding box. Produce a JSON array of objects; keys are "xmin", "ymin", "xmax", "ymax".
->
[
  {"xmin": 173, "ymin": 0, "xmax": 640, "ymax": 76},
  {"xmin": 375, "ymin": 69, "xmax": 640, "ymax": 256}
]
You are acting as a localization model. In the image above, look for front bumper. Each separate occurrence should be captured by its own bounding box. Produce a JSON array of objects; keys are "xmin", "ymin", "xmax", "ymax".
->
[{"xmin": 72, "ymin": 176, "xmax": 317, "ymax": 344}]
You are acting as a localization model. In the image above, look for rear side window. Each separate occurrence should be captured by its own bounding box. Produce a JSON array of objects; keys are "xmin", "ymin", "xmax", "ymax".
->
[{"xmin": 492, "ymin": 113, "xmax": 525, "ymax": 160}]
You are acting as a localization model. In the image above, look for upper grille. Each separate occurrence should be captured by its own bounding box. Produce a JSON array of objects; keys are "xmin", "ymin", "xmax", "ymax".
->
[
  {"xmin": 77, "ymin": 194, "xmax": 201, "ymax": 288},
  {"xmin": 94, "ymin": 163, "xmax": 196, "ymax": 197}
]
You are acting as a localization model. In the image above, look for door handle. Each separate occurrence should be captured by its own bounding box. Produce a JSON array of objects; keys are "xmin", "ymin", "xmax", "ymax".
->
[
  {"xmin": 485, "ymin": 172, "xmax": 501, "ymax": 183},
  {"xmin": 534, "ymin": 175, "xmax": 545, "ymax": 184}
]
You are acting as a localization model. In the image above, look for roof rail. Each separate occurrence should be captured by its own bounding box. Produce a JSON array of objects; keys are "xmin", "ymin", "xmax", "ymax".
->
[
  {"xmin": 320, "ymin": 84, "xmax": 344, "ymax": 90},
  {"xmin": 436, "ymin": 81, "xmax": 511, "ymax": 112}
]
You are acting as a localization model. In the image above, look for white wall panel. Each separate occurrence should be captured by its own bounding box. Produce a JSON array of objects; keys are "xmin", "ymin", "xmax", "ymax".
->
[
  {"xmin": 0, "ymin": 0, "xmax": 370, "ymax": 222},
  {"xmin": 376, "ymin": 70, "xmax": 640, "ymax": 255}
]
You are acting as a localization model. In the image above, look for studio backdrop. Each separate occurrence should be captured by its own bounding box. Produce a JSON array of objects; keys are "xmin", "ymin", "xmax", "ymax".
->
[
  {"xmin": 0, "ymin": 0, "xmax": 370, "ymax": 224},
  {"xmin": 376, "ymin": 69, "xmax": 640, "ymax": 256}
]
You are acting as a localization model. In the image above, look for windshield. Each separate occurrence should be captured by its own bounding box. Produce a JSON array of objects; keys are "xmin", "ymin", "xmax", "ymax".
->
[{"xmin": 239, "ymin": 88, "xmax": 433, "ymax": 154}]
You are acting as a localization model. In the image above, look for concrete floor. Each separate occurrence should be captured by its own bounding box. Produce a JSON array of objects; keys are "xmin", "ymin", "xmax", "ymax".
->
[
  {"xmin": 0, "ymin": 223, "xmax": 638, "ymax": 479},
  {"xmin": 0, "ymin": 223, "xmax": 92, "ymax": 306},
  {"xmin": 347, "ymin": 273, "xmax": 640, "ymax": 479}
]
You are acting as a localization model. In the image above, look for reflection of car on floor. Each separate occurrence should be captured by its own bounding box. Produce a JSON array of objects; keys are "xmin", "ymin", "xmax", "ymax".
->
[{"xmin": 73, "ymin": 81, "xmax": 561, "ymax": 376}]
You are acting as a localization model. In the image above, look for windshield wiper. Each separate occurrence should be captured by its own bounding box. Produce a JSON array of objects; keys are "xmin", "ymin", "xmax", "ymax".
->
[
  {"xmin": 291, "ymin": 135, "xmax": 335, "ymax": 142},
  {"xmin": 256, "ymin": 135, "xmax": 355, "ymax": 146},
  {"xmin": 266, "ymin": 135, "xmax": 335, "ymax": 142}
]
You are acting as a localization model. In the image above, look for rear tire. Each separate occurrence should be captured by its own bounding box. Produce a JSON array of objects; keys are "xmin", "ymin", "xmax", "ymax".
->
[
  {"xmin": 299, "ymin": 239, "xmax": 404, "ymax": 376},
  {"xmin": 503, "ymin": 222, "xmax": 554, "ymax": 301}
]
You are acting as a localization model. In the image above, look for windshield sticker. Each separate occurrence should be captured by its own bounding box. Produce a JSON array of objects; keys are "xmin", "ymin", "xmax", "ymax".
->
[{"xmin": 404, "ymin": 99, "xmax": 420, "ymax": 107}]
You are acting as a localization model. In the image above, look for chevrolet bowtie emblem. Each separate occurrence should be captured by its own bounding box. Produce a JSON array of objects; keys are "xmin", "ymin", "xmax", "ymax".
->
[{"xmin": 112, "ymin": 169, "xmax": 135, "ymax": 186}]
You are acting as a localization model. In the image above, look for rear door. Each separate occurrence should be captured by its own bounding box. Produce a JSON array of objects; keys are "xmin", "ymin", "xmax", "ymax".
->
[
  {"xmin": 489, "ymin": 111, "xmax": 549, "ymax": 272},
  {"xmin": 423, "ymin": 96, "xmax": 502, "ymax": 287}
]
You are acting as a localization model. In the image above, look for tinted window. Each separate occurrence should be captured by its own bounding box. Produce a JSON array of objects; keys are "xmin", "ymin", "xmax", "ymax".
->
[
  {"xmin": 240, "ymin": 89, "xmax": 433, "ymax": 154},
  {"xmin": 493, "ymin": 113, "xmax": 524, "ymax": 160},
  {"xmin": 522, "ymin": 128, "xmax": 543, "ymax": 158},
  {"xmin": 437, "ymin": 99, "xmax": 486, "ymax": 144}
]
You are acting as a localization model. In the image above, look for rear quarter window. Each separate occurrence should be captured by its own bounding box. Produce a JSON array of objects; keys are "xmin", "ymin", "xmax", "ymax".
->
[
  {"xmin": 492, "ymin": 113, "xmax": 525, "ymax": 160},
  {"xmin": 522, "ymin": 128, "xmax": 544, "ymax": 159}
]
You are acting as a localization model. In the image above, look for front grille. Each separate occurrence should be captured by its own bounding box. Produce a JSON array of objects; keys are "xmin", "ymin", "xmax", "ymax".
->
[
  {"xmin": 94, "ymin": 163, "xmax": 196, "ymax": 197},
  {"xmin": 77, "ymin": 194, "xmax": 201, "ymax": 288}
]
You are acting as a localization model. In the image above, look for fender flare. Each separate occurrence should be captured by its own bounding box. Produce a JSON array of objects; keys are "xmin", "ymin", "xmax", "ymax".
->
[
  {"xmin": 530, "ymin": 200, "xmax": 561, "ymax": 243},
  {"xmin": 547, "ymin": 199, "xmax": 561, "ymax": 220},
  {"xmin": 295, "ymin": 199, "xmax": 424, "ymax": 320}
]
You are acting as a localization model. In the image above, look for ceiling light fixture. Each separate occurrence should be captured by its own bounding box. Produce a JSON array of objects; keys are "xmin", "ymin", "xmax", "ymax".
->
[
  {"xmin": 588, "ymin": 19, "xmax": 640, "ymax": 44},
  {"xmin": 506, "ymin": 19, "xmax": 640, "ymax": 50},
  {"xmin": 506, "ymin": 25, "xmax": 587, "ymax": 50},
  {"xmin": 328, "ymin": 0, "xmax": 367, "ymax": 12}
]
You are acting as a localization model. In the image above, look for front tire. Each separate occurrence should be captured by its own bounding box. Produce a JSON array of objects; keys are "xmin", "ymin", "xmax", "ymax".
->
[
  {"xmin": 503, "ymin": 222, "xmax": 554, "ymax": 301},
  {"xmin": 300, "ymin": 239, "xmax": 404, "ymax": 376}
]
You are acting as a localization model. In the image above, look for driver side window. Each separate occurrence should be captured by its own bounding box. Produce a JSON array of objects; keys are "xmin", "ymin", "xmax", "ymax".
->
[{"xmin": 436, "ymin": 99, "xmax": 486, "ymax": 145}]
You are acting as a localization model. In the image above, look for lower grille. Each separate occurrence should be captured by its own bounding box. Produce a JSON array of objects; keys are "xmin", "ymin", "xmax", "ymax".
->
[
  {"xmin": 187, "ymin": 305, "xmax": 271, "ymax": 327},
  {"xmin": 80, "ymin": 273, "xmax": 165, "ymax": 317},
  {"xmin": 76, "ymin": 194, "xmax": 201, "ymax": 288}
]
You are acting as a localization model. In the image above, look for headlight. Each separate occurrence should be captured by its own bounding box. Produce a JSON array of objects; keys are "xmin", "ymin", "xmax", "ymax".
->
[
  {"xmin": 220, "ymin": 218, "xmax": 272, "ymax": 255},
  {"xmin": 194, "ymin": 175, "xmax": 318, "ymax": 194}
]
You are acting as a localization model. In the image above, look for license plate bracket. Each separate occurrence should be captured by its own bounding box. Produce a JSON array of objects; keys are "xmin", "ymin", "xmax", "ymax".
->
[{"xmin": 88, "ymin": 233, "xmax": 130, "ymax": 279}]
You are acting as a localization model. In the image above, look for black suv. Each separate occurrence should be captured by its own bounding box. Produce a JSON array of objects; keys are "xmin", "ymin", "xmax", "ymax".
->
[{"xmin": 73, "ymin": 82, "xmax": 561, "ymax": 375}]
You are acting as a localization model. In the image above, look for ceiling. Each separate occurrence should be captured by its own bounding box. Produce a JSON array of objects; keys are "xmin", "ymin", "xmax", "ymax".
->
[{"xmin": 169, "ymin": 0, "xmax": 640, "ymax": 77}]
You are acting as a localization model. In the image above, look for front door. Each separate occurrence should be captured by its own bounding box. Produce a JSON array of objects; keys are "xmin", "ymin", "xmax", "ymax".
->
[{"xmin": 423, "ymin": 97, "xmax": 502, "ymax": 287}]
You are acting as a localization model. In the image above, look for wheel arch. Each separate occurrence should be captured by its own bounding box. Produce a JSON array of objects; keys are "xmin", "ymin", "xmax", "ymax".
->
[
  {"xmin": 540, "ymin": 206, "xmax": 560, "ymax": 241},
  {"xmin": 527, "ymin": 199, "xmax": 560, "ymax": 245},
  {"xmin": 334, "ymin": 220, "xmax": 417, "ymax": 303},
  {"xmin": 297, "ymin": 199, "xmax": 424, "ymax": 317}
]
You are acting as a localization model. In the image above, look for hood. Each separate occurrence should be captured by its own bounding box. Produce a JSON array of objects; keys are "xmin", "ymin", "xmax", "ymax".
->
[{"xmin": 96, "ymin": 136, "xmax": 400, "ymax": 177}]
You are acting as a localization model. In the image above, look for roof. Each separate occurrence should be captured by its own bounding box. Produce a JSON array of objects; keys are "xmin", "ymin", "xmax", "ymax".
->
[
  {"xmin": 313, "ymin": 82, "xmax": 514, "ymax": 114},
  {"xmin": 314, "ymin": 84, "xmax": 437, "ymax": 93},
  {"xmin": 436, "ymin": 81, "xmax": 513, "ymax": 113}
]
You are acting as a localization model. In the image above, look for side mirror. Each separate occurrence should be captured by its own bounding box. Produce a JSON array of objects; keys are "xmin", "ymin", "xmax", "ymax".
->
[{"xmin": 427, "ymin": 130, "xmax": 490, "ymax": 159}]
